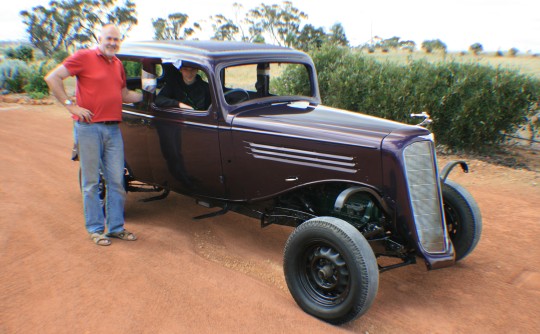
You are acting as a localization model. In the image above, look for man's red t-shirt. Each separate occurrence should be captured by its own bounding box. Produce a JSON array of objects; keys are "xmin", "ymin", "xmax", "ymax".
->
[{"xmin": 63, "ymin": 48, "xmax": 126, "ymax": 122}]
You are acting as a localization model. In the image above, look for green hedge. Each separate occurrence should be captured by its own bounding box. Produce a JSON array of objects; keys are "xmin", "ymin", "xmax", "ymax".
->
[{"xmin": 279, "ymin": 45, "xmax": 540, "ymax": 150}]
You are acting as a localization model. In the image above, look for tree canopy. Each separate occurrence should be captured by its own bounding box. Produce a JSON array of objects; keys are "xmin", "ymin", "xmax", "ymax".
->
[
  {"xmin": 20, "ymin": 0, "xmax": 137, "ymax": 56},
  {"xmin": 20, "ymin": 0, "xmax": 352, "ymax": 54},
  {"xmin": 207, "ymin": 1, "xmax": 311, "ymax": 46},
  {"xmin": 469, "ymin": 43, "xmax": 483, "ymax": 55},
  {"xmin": 421, "ymin": 39, "xmax": 448, "ymax": 54},
  {"xmin": 152, "ymin": 13, "xmax": 201, "ymax": 40}
]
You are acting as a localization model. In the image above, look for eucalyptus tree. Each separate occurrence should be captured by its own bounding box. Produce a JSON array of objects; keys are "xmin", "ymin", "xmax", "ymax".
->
[
  {"xmin": 328, "ymin": 23, "xmax": 349, "ymax": 47},
  {"xmin": 210, "ymin": 14, "xmax": 239, "ymax": 41},
  {"xmin": 152, "ymin": 13, "xmax": 201, "ymax": 40},
  {"xmin": 421, "ymin": 39, "xmax": 447, "ymax": 54},
  {"xmin": 469, "ymin": 43, "xmax": 483, "ymax": 55},
  {"xmin": 247, "ymin": 1, "xmax": 307, "ymax": 47},
  {"xmin": 381, "ymin": 36, "xmax": 400, "ymax": 50},
  {"xmin": 209, "ymin": 3, "xmax": 250, "ymax": 41},
  {"xmin": 399, "ymin": 40, "xmax": 416, "ymax": 52},
  {"xmin": 294, "ymin": 24, "xmax": 327, "ymax": 51},
  {"xmin": 20, "ymin": 0, "xmax": 138, "ymax": 56}
]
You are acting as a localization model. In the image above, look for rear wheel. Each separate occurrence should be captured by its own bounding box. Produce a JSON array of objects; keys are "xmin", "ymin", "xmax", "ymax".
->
[
  {"xmin": 442, "ymin": 180, "xmax": 482, "ymax": 261},
  {"xmin": 283, "ymin": 216, "xmax": 379, "ymax": 324}
]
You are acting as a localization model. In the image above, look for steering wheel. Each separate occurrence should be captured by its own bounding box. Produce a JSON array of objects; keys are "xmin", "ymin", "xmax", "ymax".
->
[{"xmin": 224, "ymin": 88, "xmax": 250, "ymax": 104}]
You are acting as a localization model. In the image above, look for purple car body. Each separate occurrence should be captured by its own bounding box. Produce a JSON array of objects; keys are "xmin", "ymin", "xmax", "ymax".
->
[{"xmin": 116, "ymin": 41, "xmax": 481, "ymax": 324}]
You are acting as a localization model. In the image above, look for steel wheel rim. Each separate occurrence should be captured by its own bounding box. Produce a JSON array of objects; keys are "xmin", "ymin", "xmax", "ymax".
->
[
  {"xmin": 299, "ymin": 242, "xmax": 351, "ymax": 306},
  {"xmin": 445, "ymin": 203, "xmax": 461, "ymax": 239}
]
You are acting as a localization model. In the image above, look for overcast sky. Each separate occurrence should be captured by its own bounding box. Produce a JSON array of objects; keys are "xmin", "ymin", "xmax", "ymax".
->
[{"xmin": 2, "ymin": 0, "xmax": 539, "ymax": 52}]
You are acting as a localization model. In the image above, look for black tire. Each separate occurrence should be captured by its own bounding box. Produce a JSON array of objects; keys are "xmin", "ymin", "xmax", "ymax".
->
[
  {"xmin": 442, "ymin": 180, "xmax": 482, "ymax": 261},
  {"xmin": 283, "ymin": 216, "xmax": 379, "ymax": 325}
]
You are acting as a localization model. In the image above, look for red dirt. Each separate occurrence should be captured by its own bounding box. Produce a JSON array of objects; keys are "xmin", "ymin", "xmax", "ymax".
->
[{"xmin": 1, "ymin": 101, "xmax": 539, "ymax": 333}]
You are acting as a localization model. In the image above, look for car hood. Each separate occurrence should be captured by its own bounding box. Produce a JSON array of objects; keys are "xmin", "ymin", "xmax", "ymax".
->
[{"xmin": 230, "ymin": 102, "xmax": 430, "ymax": 149}]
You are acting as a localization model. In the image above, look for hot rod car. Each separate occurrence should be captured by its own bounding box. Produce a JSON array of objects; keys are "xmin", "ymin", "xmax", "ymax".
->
[{"xmin": 112, "ymin": 40, "xmax": 481, "ymax": 324}]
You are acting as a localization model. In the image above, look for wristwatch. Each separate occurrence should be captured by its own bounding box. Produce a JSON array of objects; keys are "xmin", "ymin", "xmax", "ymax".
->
[{"xmin": 64, "ymin": 99, "xmax": 73, "ymax": 106}]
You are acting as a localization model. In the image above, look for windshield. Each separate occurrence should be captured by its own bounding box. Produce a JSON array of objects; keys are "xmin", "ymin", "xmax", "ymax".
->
[{"xmin": 221, "ymin": 62, "xmax": 313, "ymax": 105}]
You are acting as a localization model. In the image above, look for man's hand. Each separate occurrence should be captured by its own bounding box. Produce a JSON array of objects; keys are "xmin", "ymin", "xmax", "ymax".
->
[
  {"xmin": 66, "ymin": 104, "xmax": 94, "ymax": 122},
  {"xmin": 179, "ymin": 102, "xmax": 194, "ymax": 110},
  {"xmin": 122, "ymin": 87, "xmax": 143, "ymax": 103}
]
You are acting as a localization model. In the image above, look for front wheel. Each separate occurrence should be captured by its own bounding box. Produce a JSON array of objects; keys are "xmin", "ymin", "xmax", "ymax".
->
[
  {"xmin": 442, "ymin": 180, "xmax": 482, "ymax": 261},
  {"xmin": 283, "ymin": 216, "xmax": 379, "ymax": 325}
]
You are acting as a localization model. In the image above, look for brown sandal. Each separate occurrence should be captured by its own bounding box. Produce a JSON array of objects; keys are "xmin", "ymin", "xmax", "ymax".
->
[
  {"xmin": 107, "ymin": 230, "xmax": 137, "ymax": 241},
  {"xmin": 90, "ymin": 232, "xmax": 111, "ymax": 246}
]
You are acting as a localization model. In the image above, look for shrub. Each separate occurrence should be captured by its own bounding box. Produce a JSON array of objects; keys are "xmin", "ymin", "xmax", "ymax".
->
[
  {"xmin": 24, "ymin": 61, "xmax": 52, "ymax": 98},
  {"xmin": 123, "ymin": 60, "xmax": 142, "ymax": 77},
  {"xmin": 27, "ymin": 91, "xmax": 48, "ymax": 99},
  {"xmin": 4, "ymin": 45, "xmax": 34, "ymax": 62},
  {"xmin": 277, "ymin": 45, "xmax": 540, "ymax": 151},
  {"xmin": 0, "ymin": 59, "xmax": 29, "ymax": 93}
]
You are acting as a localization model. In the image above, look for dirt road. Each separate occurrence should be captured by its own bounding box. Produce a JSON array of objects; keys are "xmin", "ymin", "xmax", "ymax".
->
[{"xmin": 1, "ymin": 102, "xmax": 539, "ymax": 333}]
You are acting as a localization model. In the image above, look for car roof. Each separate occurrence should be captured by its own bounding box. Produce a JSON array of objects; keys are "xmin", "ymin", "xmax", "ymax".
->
[{"xmin": 118, "ymin": 40, "xmax": 311, "ymax": 63}]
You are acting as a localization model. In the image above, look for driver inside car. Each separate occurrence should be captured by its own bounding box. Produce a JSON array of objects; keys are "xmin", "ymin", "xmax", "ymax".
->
[{"xmin": 155, "ymin": 65, "xmax": 211, "ymax": 110}]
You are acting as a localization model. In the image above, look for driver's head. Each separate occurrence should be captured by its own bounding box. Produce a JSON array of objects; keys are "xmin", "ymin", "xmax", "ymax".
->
[{"xmin": 180, "ymin": 66, "xmax": 198, "ymax": 85}]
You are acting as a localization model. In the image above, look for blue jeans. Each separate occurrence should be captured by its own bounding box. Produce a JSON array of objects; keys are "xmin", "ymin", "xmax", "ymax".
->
[{"xmin": 75, "ymin": 122, "xmax": 126, "ymax": 234}]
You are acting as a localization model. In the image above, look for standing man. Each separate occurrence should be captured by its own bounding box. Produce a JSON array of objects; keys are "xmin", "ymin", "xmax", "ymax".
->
[{"xmin": 45, "ymin": 25, "xmax": 142, "ymax": 246}]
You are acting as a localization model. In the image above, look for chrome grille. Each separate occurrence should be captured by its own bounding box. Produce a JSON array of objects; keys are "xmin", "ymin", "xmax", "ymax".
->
[{"xmin": 403, "ymin": 141, "xmax": 446, "ymax": 253}]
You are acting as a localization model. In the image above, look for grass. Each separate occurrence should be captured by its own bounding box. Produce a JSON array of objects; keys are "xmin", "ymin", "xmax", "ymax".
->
[{"xmin": 359, "ymin": 50, "xmax": 540, "ymax": 79}]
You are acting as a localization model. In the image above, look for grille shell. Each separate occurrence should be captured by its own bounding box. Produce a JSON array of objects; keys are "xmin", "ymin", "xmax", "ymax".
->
[{"xmin": 403, "ymin": 141, "xmax": 446, "ymax": 253}]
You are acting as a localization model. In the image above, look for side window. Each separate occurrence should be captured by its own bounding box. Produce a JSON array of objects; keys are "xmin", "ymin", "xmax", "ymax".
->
[
  {"xmin": 224, "ymin": 64, "xmax": 257, "ymax": 91},
  {"xmin": 269, "ymin": 63, "xmax": 312, "ymax": 97},
  {"xmin": 222, "ymin": 64, "xmax": 256, "ymax": 105},
  {"xmin": 154, "ymin": 63, "xmax": 212, "ymax": 112},
  {"xmin": 121, "ymin": 58, "xmax": 164, "ymax": 110},
  {"xmin": 222, "ymin": 63, "xmax": 313, "ymax": 105},
  {"xmin": 121, "ymin": 59, "xmax": 146, "ymax": 110},
  {"xmin": 122, "ymin": 60, "xmax": 142, "ymax": 91}
]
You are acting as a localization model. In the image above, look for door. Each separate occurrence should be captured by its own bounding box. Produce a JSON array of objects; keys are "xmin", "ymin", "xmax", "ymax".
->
[
  {"xmin": 121, "ymin": 58, "xmax": 224, "ymax": 198},
  {"xmin": 146, "ymin": 62, "xmax": 224, "ymax": 198}
]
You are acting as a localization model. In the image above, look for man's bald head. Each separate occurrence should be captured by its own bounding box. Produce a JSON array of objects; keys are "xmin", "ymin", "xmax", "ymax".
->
[{"xmin": 98, "ymin": 25, "xmax": 122, "ymax": 59}]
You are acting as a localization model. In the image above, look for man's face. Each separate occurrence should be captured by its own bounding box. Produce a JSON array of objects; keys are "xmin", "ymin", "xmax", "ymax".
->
[
  {"xmin": 98, "ymin": 27, "xmax": 122, "ymax": 59},
  {"xmin": 180, "ymin": 67, "xmax": 198, "ymax": 84}
]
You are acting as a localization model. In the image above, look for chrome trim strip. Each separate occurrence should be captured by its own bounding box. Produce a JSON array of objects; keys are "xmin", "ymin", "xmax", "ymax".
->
[
  {"xmin": 121, "ymin": 110, "xmax": 218, "ymax": 129},
  {"xmin": 246, "ymin": 142, "xmax": 358, "ymax": 173},
  {"xmin": 232, "ymin": 127, "xmax": 378, "ymax": 149},
  {"xmin": 249, "ymin": 148, "xmax": 356, "ymax": 167},
  {"xmin": 251, "ymin": 154, "xmax": 357, "ymax": 173},
  {"xmin": 122, "ymin": 110, "xmax": 154, "ymax": 118},
  {"xmin": 247, "ymin": 142, "xmax": 354, "ymax": 161},
  {"xmin": 182, "ymin": 121, "xmax": 218, "ymax": 129}
]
